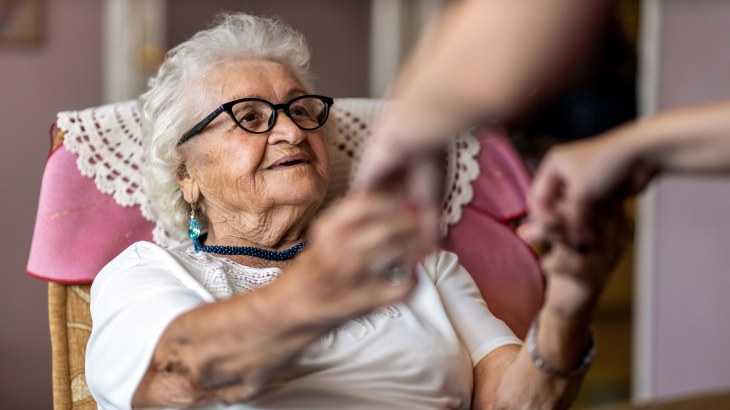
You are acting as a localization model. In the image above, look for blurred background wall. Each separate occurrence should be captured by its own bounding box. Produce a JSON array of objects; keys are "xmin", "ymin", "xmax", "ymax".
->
[
  {"xmin": 1, "ymin": 0, "xmax": 372, "ymax": 407},
  {"xmin": 166, "ymin": 0, "xmax": 371, "ymax": 99},
  {"xmin": 0, "ymin": 0, "xmax": 101, "ymax": 407},
  {"xmin": 634, "ymin": 0, "xmax": 730, "ymax": 402}
]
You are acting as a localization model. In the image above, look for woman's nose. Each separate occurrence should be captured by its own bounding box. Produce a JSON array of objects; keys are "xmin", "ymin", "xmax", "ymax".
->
[{"xmin": 267, "ymin": 112, "xmax": 307, "ymax": 146}]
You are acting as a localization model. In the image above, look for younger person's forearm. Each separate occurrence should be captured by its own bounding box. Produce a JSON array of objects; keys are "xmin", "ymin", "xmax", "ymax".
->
[
  {"xmin": 620, "ymin": 100, "xmax": 730, "ymax": 176},
  {"xmin": 381, "ymin": 0, "xmax": 606, "ymax": 148}
]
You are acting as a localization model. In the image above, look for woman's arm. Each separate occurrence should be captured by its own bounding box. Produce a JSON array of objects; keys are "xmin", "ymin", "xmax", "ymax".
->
[
  {"xmin": 473, "ymin": 297, "xmax": 591, "ymax": 410},
  {"xmin": 474, "ymin": 204, "xmax": 629, "ymax": 409},
  {"xmin": 132, "ymin": 275, "xmax": 337, "ymax": 407},
  {"xmin": 131, "ymin": 194, "xmax": 427, "ymax": 408}
]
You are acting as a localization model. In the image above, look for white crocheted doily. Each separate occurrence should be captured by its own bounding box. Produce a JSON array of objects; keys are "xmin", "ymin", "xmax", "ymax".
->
[{"xmin": 58, "ymin": 99, "xmax": 480, "ymax": 246}]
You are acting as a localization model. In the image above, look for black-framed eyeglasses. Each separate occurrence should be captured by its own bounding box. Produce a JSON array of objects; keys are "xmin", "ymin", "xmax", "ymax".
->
[{"xmin": 177, "ymin": 94, "xmax": 334, "ymax": 146}]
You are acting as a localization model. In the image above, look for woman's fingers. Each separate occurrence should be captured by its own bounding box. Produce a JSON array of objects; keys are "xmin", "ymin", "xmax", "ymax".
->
[
  {"xmin": 540, "ymin": 202, "xmax": 631, "ymax": 291},
  {"xmin": 516, "ymin": 222, "xmax": 551, "ymax": 256},
  {"xmin": 541, "ymin": 243, "xmax": 586, "ymax": 276}
]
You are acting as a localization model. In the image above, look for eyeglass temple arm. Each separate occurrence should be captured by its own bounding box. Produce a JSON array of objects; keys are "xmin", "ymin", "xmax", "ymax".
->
[{"xmin": 177, "ymin": 106, "xmax": 225, "ymax": 146}]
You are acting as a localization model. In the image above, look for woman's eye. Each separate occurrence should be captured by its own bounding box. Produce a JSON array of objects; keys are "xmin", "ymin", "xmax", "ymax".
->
[
  {"xmin": 290, "ymin": 107, "xmax": 309, "ymax": 117},
  {"xmin": 240, "ymin": 112, "xmax": 260, "ymax": 123}
]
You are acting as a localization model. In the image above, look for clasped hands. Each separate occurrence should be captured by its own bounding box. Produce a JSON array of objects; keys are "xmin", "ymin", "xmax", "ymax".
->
[
  {"xmin": 298, "ymin": 129, "xmax": 634, "ymax": 329},
  {"xmin": 353, "ymin": 134, "xmax": 632, "ymax": 327}
]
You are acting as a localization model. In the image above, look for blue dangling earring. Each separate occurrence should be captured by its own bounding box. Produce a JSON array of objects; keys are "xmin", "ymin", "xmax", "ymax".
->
[{"xmin": 188, "ymin": 201, "xmax": 200, "ymax": 240}]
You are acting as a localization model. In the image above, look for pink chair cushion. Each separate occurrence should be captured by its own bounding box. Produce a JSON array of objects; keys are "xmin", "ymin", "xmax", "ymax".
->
[
  {"xmin": 469, "ymin": 131, "xmax": 533, "ymax": 222},
  {"xmin": 27, "ymin": 140, "xmax": 153, "ymax": 284},
  {"xmin": 442, "ymin": 131, "xmax": 543, "ymax": 338},
  {"xmin": 27, "ymin": 124, "xmax": 543, "ymax": 337}
]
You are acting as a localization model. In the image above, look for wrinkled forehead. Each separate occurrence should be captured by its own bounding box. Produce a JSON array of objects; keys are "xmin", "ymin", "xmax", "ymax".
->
[{"xmin": 203, "ymin": 59, "xmax": 307, "ymax": 107}]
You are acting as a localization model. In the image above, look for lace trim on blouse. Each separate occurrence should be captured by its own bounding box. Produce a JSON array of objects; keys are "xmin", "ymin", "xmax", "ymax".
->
[{"xmin": 169, "ymin": 249, "xmax": 400, "ymax": 347}]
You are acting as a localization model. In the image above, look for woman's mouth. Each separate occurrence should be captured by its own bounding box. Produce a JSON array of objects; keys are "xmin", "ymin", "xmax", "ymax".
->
[{"xmin": 267, "ymin": 153, "xmax": 311, "ymax": 170}]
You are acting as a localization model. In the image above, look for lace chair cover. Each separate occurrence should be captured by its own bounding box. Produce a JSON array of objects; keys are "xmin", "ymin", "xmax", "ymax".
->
[{"xmin": 27, "ymin": 98, "xmax": 542, "ymax": 337}]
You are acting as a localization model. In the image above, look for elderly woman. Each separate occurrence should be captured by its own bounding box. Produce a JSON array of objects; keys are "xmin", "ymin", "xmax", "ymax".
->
[{"xmin": 86, "ymin": 14, "xmax": 627, "ymax": 410}]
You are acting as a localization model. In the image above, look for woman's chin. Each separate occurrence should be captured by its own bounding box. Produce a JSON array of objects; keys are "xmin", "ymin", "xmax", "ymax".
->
[{"xmin": 268, "ymin": 178, "xmax": 327, "ymax": 207}]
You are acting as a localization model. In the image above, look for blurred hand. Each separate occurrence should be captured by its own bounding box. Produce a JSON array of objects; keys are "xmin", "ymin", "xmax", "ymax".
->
[
  {"xmin": 538, "ymin": 203, "xmax": 631, "ymax": 318},
  {"xmin": 530, "ymin": 132, "xmax": 654, "ymax": 247},
  {"xmin": 289, "ymin": 193, "xmax": 431, "ymax": 321},
  {"xmin": 355, "ymin": 136, "xmax": 443, "ymax": 250}
]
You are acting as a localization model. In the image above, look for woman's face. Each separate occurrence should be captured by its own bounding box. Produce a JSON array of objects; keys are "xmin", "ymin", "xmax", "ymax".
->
[{"xmin": 181, "ymin": 60, "xmax": 329, "ymax": 227}]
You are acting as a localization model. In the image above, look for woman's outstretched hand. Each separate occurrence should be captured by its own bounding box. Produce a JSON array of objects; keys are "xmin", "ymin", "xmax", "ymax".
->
[
  {"xmin": 475, "ymin": 189, "xmax": 631, "ymax": 410},
  {"xmin": 538, "ymin": 202, "xmax": 631, "ymax": 320}
]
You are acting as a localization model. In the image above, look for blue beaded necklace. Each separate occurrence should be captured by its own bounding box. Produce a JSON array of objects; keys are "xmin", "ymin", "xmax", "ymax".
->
[{"xmin": 193, "ymin": 235, "xmax": 310, "ymax": 261}]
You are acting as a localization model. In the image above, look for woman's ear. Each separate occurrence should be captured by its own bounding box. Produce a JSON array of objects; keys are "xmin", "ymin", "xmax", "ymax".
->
[{"xmin": 174, "ymin": 163, "xmax": 200, "ymax": 204}]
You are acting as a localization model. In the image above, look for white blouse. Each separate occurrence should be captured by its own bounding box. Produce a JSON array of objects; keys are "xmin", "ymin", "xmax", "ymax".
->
[{"xmin": 86, "ymin": 241, "xmax": 522, "ymax": 410}]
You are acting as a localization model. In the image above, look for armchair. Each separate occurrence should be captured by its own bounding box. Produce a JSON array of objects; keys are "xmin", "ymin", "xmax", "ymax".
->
[{"xmin": 28, "ymin": 99, "xmax": 542, "ymax": 410}]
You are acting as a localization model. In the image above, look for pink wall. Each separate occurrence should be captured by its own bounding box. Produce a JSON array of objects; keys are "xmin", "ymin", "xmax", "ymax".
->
[
  {"xmin": 653, "ymin": 177, "xmax": 730, "ymax": 397},
  {"xmin": 649, "ymin": 0, "xmax": 730, "ymax": 400},
  {"xmin": 0, "ymin": 0, "xmax": 101, "ymax": 407}
]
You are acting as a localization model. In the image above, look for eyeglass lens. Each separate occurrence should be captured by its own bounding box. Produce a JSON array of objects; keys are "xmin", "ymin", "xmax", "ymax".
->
[{"xmin": 231, "ymin": 97, "xmax": 327, "ymax": 133}]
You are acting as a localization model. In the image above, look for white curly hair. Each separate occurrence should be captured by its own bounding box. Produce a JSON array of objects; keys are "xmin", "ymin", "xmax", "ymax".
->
[{"xmin": 139, "ymin": 13, "xmax": 315, "ymax": 239}]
